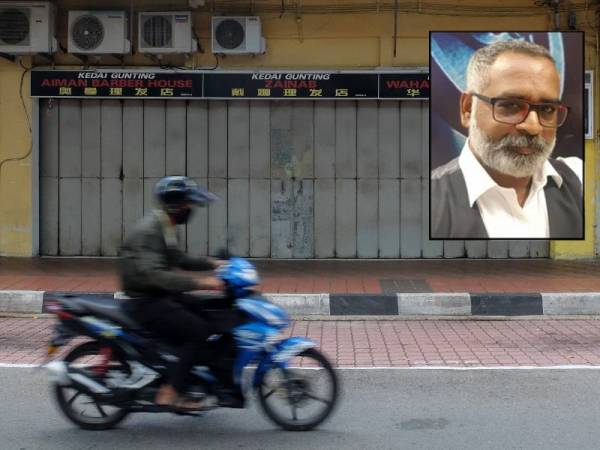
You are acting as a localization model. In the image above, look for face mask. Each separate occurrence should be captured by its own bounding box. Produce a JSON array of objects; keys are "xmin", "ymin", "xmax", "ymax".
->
[{"xmin": 167, "ymin": 206, "xmax": 194, "ymax": 225}]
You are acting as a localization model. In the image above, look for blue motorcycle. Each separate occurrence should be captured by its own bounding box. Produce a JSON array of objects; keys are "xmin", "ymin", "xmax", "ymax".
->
[{"xmin": 45, "ymin": 258, "xmax": 339, "ymax": 431}]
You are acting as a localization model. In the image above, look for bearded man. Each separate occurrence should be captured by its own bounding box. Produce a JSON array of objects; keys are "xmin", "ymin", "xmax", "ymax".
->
[{"xmin": 431, "ymin": 39, "xmax": 583, "ymax": 239}]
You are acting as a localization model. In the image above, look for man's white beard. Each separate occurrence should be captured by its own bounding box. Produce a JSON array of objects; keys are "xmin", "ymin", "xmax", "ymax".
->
[{"xmin": 469, "ymin": 114, "xmax": 556, "ymax": 178}]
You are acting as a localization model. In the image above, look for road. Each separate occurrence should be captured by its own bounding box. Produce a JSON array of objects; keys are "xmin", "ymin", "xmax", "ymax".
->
[{"xmin": 3, "ymin": 367, "xmax": 600, "ymax": 450}]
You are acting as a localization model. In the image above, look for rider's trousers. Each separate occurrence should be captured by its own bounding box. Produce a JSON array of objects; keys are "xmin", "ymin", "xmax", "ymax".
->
[{"xmin": 126, "ymin": 293, "xmax": 231, "ymax": 394}]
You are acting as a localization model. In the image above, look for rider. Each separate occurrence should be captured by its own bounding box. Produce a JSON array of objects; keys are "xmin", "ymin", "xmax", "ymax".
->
[{"xmin": 118, "ymin": 176, "xmax": 242, "ymax": 410}]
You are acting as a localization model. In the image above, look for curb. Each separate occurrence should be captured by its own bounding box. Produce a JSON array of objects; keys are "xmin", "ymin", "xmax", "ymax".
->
[
  {"xmin": 2, "ymin": 290, "xmax": 600, "ymax": 316},
  {"xmin": 0, "ymin": 291, "xmax": 44, "ymax": 314}
]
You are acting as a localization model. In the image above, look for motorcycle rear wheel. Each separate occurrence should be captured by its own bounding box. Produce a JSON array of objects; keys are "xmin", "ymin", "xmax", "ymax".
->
[{"xmin": 53, "ymin": 340, "xmax": 131, "ymax": 430}]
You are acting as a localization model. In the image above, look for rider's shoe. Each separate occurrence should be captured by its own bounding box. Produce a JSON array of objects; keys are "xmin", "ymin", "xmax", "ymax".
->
[
  {"xmin": 171, "ymin": 397, "xmax": 205, "ymax": 412},
  {"xmin": 156, "ymin": 384, "xmax": 204, "ymax": 412}
]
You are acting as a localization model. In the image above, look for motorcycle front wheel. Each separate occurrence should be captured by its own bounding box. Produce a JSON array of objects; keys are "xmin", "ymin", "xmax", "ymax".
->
[
  {"xmin": 258, "ymin": 348, "xmax": 339, "ymax": 431},
  {"xmin": 53, "ymin": 341, "xmax": 131, "ymax": 430}
]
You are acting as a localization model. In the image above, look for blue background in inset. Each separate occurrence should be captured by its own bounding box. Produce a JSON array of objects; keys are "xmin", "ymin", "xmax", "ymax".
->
[{"xmin": 430, "ymin": 32, "xmax": 583, "ymax": 171}]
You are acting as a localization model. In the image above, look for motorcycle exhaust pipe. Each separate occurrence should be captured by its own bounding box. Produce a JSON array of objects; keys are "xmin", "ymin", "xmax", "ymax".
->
[
  {"xmin": 69, "ymin": 371, "xmax": 111, "ymax": 394},
  {"xmin": 45, "ymin": 361, "xmax": 110, "ymax": 395}
]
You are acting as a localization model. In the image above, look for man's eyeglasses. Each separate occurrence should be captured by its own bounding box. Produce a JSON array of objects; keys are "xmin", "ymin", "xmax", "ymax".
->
[{"xmin": 470, "ymin": 93, "xmax": 569, "ymax": 128}]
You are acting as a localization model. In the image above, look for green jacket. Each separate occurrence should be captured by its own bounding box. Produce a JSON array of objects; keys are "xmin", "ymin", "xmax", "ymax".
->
[{"xmin": 118, "ymin": 211, "xmax": 214, "ymax": 297}]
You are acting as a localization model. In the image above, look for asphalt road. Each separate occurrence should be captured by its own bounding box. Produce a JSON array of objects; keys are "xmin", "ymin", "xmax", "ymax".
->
[{"xmin": 3, "ymin": 367, "xmax": 600, "ymax": 450}]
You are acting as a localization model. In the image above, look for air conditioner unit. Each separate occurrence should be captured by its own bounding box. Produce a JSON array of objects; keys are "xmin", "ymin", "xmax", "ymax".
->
[
  {"xmin": 68, "ymin": 10, "xmax": 130, "ymax": 54},
  {"xmin": 212, "ymin": 16, "xmax": 265, "ymax": 54},
  {"xmin": 138, "ymin": 11, "xmax": 197, "ymax": 54},
  {"xmin": 0, "ymin": 1, "xmax": 57, "ymax": 54}
]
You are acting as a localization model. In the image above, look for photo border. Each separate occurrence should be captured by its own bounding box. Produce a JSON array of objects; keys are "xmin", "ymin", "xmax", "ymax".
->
[{"xmin": 428, "ymin": 30, "xmax": 585, "ymax": 242}]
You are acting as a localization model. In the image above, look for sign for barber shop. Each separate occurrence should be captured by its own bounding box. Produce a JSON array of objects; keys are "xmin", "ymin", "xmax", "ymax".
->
[
  {"xmin": 30, "ymin": 71, "xmax": 203, "ymax": 98},
  {"xmin": 30, "ymin": 70, "xmax": 429, "ymax": 100}
]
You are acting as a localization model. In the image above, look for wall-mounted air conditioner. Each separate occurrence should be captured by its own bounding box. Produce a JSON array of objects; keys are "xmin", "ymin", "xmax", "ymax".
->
[
  {"xmin": 0, "ymin": 1, "xmax": 57, "ymax": 54},
  {"xmin": 211, "ymin": 16, "xmax": 265, "ymax": 54},
  {"xmin": 138, "ymin": 11, "xmax": 197, "ymax": 54},
  {"xmin": 68, "ymin": 10, "xmax": 130, "ymax": 54}
]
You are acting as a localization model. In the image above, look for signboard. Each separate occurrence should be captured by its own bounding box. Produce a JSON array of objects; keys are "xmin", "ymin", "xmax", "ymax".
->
[
  {"xmin": 30, "ymin": 70, "xmax": 429, "ymax": 100},
  {"xmin": 203, "ymin": 73, "xmax": 379, "ymax": 98},
  {"xmin": 30, "ymin": 71, "xmax": 203, "ymax": 98},
  {"xmin": 379, "ymin": 73, "xmax": 430, "ymax": 99}
]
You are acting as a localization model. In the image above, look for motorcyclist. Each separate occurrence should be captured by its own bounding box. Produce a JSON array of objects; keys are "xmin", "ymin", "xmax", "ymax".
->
[{"xmin": 118, "ymin": 176, "xmax": 241, "ymax": 411}]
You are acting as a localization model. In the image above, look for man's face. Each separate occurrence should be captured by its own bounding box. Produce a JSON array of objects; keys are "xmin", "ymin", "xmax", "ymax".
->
[{"xmin": 464, "ymin": 52, "xmax": 560, "ymax": 177}]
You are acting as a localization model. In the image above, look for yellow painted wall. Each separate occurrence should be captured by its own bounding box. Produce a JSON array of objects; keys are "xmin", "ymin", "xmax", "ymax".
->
[
  {"xmin": 0, "ymin": 58, "xmax": 32, "ymax": 256},
  {"xmin": 551, "ymin": 140, "xmax": 598, "ymax": 259},
  {"xmin": 0, "ymin": 0, "xmax": 597, "ymax": 256}
]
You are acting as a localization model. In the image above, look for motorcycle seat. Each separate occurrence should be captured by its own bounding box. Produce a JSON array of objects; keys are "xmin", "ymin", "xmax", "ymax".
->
[{"xmin": 60, "ymin": 295, "xmax": 143, "ymax": 330}]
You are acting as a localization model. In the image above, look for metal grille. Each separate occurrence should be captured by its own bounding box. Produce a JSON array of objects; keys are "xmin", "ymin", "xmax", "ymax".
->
[
  {"xmin": 142, "ymin": 15, "xmax": 172, "ymax": 48},
  {"xmin": 39, "ymin": 99, "xmax": 548, "ymax": 259},
  {"xmin": 215, "ymin": 19, "xmax": 244, "ymax": 49},
  {"xmin": 71, "ymin": 15, "xmax": 104, "ymax": 51},
  {"xmin": 0, "ymin": 8, "xmax": 29, "ymax": 45}
]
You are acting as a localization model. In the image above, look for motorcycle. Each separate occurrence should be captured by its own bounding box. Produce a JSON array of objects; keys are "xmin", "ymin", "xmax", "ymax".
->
[{"xmin": 44, "ymin": 257, "xmax": 339, "ymax": 431}]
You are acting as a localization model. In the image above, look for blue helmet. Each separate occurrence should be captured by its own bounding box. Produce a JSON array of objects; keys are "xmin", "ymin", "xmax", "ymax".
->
[
  {"xmin": 155, "ymin": 176, "xmax": 217, "ymax": 207},
  {"xmin": 155, "ymin": 176, "xmax": 217, "ymax": 224}
]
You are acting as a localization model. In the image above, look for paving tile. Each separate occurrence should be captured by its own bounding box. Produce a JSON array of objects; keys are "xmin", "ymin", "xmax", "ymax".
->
[
  {"xmin": 3, "ymin": 258, "xmax": 600, "ymax": 294},
  {"xmin": 5, "ymin": 317, "xmax": 600, "ymax": 368}
]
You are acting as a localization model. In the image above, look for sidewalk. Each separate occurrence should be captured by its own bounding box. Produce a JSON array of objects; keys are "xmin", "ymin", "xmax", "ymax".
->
[
  {"xmin": 2, "ymin": 257, "xmax": 600, "ymax": 293},
  {"xmin": 3, "ymin": 316, "xmax": 600, "ymax": 368},
  {"xmin": 1, "ymin": 257, "xmax": 600, "ymax": 316}
]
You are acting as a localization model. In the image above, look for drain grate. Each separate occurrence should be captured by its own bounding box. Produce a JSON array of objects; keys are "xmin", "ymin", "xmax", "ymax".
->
[{"xmin": 379, "ymin": 279, "xmax": 432, "ymax": 293}]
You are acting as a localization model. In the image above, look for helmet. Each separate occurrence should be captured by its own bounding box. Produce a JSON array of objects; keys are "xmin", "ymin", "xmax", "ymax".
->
[{"xmin": 154, "ymin": 176, "xmax": 217, "ymax": 224}]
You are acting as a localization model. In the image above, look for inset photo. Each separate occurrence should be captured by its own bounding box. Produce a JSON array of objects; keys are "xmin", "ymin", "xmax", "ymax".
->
[{"xmin": 429, "ymin": 31, "xmax": 584, "ymax": 240}]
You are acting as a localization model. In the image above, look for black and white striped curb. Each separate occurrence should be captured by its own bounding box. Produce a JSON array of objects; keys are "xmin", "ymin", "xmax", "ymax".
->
[{"xmin": 2, "ymin": 291, "xmax": 600, "ymax": 316}]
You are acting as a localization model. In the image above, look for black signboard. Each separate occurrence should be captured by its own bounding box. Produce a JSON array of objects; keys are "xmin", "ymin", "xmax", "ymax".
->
[
  {"xmin": 30, "ymin": 71, "xmax": 203, "ymax": 98},
  {"xmin": 30, "ymin": 70, "xmax": 430, "ymax": 100},
  {"xmin": 379, "ymin": 73, "xmax": 429, "ymax": 99},
  {"xmin": 203, "ymin": 72, "xmax": 379, "ymax": 99}
]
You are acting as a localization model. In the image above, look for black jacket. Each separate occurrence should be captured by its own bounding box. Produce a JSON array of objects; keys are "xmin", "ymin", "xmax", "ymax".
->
[
  {"xmin": 430, "ymin": 157, "xmax": 583, "ymax": 239},
  {"xmin": 118, "ymin": 212, "xmax": 214, "ymax": 297}
]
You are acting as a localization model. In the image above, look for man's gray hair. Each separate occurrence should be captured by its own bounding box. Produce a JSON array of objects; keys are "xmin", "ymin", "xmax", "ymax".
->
[{"xmin": 466, "ymin": 40, "xmax": 556, "ymax": 93}]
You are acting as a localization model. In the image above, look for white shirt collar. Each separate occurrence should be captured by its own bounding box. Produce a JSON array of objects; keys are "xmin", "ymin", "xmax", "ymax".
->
[{"xmin": 457, "ymin": 140, "xmax": 563, "ymax": 207}]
